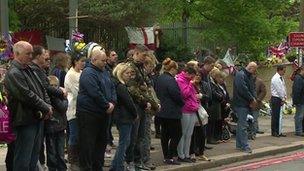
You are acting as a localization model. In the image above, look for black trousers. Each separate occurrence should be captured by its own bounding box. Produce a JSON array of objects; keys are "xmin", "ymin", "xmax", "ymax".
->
[
  {"xmin": 160, "ymin": 118, "xmax": 182, "ymax": 159},
  {"xmin": 77, "ymin": 112, "xmax": 108, "ymax": 171},
  {"xmin": 5, "ymin": 142, "xmax": 15, "ymax": 171},
  {"xmin": 207, "ymin": 119, "xmax": 222, "ymax": 142},
  {"xmin": 154, "ymin": 115, "xmax": 161, "ymax": 135},
  {"xmin": 190, "ymin": 125, "xmax": 206, "ymax": 156},
  {"xmin": 271, "ymin": 96, "xmax": 282, "ymax": 135},
  {"xmin": 106, "ymin": 115, "xmax": 114, "ymax": 146}
]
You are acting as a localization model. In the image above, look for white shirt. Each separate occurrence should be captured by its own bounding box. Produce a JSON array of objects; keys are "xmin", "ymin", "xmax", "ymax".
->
[
  {"xmin": 271, "ymin": 72, "xmax": 287, "ymax": 100},
  {"xmin": 64, "ymin": 67, "xmax": 81, "ymax": 121}
]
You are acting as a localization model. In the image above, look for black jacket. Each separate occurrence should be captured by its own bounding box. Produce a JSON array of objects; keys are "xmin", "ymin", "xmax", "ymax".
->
[
  {"xmin": 113, "ymin": 82, "xmax": 138, "ymax": 124},
  {"xmin": 208, "ymin": 79, "xmax": 224, "ymax": 120},
  {"xmin": 45, "ymin": 96, "xmax": 68, "ymax": 133},
  {"xmin": 292, "ymin": 74, "xmax": 304, "ymax": 105},
  {"xmin": 30, "ymin": 63, "xmax": 64, "ymax": 102},
  {"xmin": 232, "ymin": 68, "xmax": 256, "ymax": 108},
  {"xmin": 4, "ymin": 60, "xmax": 50, "ymax": 127},
  {"xmin": 155, "ymin": 72, "xmax": 184, "ymax": 119},
  {"xmin": 77, "ymin": 63, "xmax": 113, "ymax": 116}
]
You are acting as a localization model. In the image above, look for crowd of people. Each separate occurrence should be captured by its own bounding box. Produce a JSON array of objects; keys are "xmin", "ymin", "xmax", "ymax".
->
[{"xmin": 3, "ymin": 40, "xmax": 304, "ymax": 171}]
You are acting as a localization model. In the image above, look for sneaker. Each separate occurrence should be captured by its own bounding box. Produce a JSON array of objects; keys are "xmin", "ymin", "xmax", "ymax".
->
[
  {"xmin": 241, "ymin": 147, "xmax": 252, "ymax": 154},
  {"xmin": 135, "ymin": 163, "xmax": 150, "ymax": 170},
  {"xmin": 145, "ymin": 162, "xmax": 156, "ymax": 170},
  {"xmin": 198, "ymin": 155, "xmax": 211, "ymax": 161},
  {"xmin": 205, "ymin": 145, "xmax": 213, "ymax": 150},
  {"xmin": 41, "ymin": 164, "xmax": 48, "ymax": 171},
  {"xmin": 105, "ymin": 151, "xmax": 112, "ymax": 158},
  {"xmin": 126, "ymin": 162, "xmax": 136, "ymax": 171},
  {"xmin": 177, "ymin": 157, "xmax": 193, "ymax": 163},
  {"xmin": 163, "ymin": 159, "xmax": 181, "ymax": 165}
]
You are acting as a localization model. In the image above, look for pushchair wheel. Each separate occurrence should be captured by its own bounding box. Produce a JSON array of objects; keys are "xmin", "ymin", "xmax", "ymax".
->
[{"xmin": 222, "ymin": 126, "xmax": 231, "ymax": 141}]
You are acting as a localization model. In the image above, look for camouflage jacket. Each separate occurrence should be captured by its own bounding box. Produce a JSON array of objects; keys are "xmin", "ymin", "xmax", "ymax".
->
[{"xmin": 126, "ymin": 60, "xmax": 159, "ymax": 113}]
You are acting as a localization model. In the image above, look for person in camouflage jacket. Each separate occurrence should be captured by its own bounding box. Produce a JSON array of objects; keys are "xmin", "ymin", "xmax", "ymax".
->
[{"xmin": 124, "ymin": 45, "xmax": 158, "ymax": 170}]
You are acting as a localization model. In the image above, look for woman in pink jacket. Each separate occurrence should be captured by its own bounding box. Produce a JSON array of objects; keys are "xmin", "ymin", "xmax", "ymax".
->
[{"xmin": 176, "ymin": 65, "xmax": 200, "ymax": 163}]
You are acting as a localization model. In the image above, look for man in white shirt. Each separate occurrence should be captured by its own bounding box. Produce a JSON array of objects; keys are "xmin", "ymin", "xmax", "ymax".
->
[{"xmin": 270, "ymin": 65, "xmax": 287, "ymax": 137}]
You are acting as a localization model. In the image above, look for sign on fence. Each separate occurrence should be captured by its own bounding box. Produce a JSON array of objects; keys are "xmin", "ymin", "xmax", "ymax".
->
[{"xmin": 289, "ymin": 32, "xmax": 304, "ymax": 47}]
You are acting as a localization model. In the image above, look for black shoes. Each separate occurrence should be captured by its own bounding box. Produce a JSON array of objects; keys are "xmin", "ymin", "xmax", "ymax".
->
[
  {"xmin": 272, "ymin": 133, "xmax": 287, "ymax": 137},
  {"xmin": 256, "ymin": 131, "xmax": 264, "ymax": 134},
  {"xmin": 205, "ymin": 145, "xmax": 213, "ymax": 150},
  {"xmin": 177, "ymin": 157, "xmax": 195, "ymax": 163},
  {"xmin": 163, "ymin": 159, "xmax": 181, "ymax": 165},
  {"xmin": 295, "ymin": 133, "xmax": 304, "ymax": 137},
  {"xmin": 207, "ymin": 140, "xmax": 219, "ymax": 145}
]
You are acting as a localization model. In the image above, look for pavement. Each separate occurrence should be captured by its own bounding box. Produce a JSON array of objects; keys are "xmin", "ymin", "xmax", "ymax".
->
[{"xmin": 0, "ymin": 114, "xmax": 303, "ymax": 171}]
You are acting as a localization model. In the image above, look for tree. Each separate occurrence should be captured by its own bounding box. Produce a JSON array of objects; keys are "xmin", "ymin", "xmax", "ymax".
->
[{"xmin": 158, "ymin": 0, "xmax": 299, "ymax": 60}]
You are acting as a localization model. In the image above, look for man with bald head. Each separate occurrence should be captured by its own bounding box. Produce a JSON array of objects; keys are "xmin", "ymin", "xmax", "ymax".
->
[
  {"xmin": 76, "ymin": 45, "xmax": 115, "ymax": 171},
  {"xmin": 4, "ymin": 41, "xmax": 53, "ymax": 170},
  {"xmin": 232, "ymin": 62, "xmax": 258, "ymax": 153}
]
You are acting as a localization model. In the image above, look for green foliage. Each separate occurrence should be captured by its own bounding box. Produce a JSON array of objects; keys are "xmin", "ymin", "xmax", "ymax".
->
[
  {"xmin": 158, "ymin": 0, "xmax": 299, "ymax": 60},
  {"xmin": 285, "ymin": 49, "xmax": 297, "ymax": 62},
  {"xmin": 79, "ymin": 0, "xmax": 157, "ymax": 26},
  {"xmin": 8, "ymin": 10, "xmax": 20, "ymax": 32},
  {"xmin": 158, "ymin": 34, "xmax": 194, "ymax": 62}
]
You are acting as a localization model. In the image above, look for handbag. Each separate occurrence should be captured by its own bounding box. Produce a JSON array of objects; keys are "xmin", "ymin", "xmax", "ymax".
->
[
  {"xmin": 0, "ymin": 103, "xmax": 16, "ymax": 143},
  {"xmin": 197, "ymin": 105, "xmax": 209, "ymax": 126}
]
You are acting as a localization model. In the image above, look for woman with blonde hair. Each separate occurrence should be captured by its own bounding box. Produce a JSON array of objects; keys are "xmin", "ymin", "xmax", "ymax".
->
[
  {"xmin": 110, "ymin": 63, "xmax": 139, "ymax": 171},
  {"xmin": 207, "ymin": 67, "xmax": 227, "ymax": 144},
  {"xmin": 155, "ymin": 58, "xmax": 184, "ymax": 165}
]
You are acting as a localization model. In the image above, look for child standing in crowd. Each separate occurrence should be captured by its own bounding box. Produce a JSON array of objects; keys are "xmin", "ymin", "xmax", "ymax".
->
[
  {"xmin": 110, "ymin": 63, "xmax": 139, "ymax": 171},
  {"xmin": 45, "ymin": 76, "xmax": 68, "ymax": 171}
]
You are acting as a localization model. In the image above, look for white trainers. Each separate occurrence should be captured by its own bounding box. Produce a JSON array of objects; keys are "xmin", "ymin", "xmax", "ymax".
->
[
  {"xmin": 105, "ymin": 151, "xmax": 112, "ymax": 158},
  {"xmin": 105, "ymin": 145, "xmax": 112, "ymax": 158}
]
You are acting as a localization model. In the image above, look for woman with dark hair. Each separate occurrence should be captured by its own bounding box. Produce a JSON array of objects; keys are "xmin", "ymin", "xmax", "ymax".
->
[
  {"xmin": 176, "ymin": 64, "xmax": 199, "ymax": 163},
  {"xmin": 155, "ymin": 58, "xmax": 184, "ymax": 165},
  {"xmin": 51, "ymin": 53, "xmax": 70, "ymax": 87},
  {"xmin": 64, "ymin": 55, "xmax": 85, "ymax": 170}
]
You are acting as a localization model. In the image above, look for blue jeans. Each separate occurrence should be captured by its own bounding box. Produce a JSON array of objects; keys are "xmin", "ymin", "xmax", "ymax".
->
[
  {"xmin": 13, "ymin": 122, "xmax": 43, "ymax": 171},
  {"xmin": 234, "ymin": 107, "xmax": 250, "ymax": 150},
  {"xmin": 252, "ymin": 110, "xmax": 260, "ymax": 133},
  {"xmin": 294, "ymin": 105, "xmax": 304, "ymax": 134},
  {"xmin": 46, "ymin": 131, "xmax": 67, "ymax": 171},
  {"xmin": 111, "ymin": 123, "xmax": 133, "ymax": 171},
  {"xmin": 68, "ymin": 119, "xmax": 78, "ymax": 146},
  {"xmin": 125, "ymin": 118, "xmax": 140, "ymax": 163}
]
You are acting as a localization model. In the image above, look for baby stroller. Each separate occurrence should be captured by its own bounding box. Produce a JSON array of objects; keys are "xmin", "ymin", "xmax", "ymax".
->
[{"xmin": 222, "ymin": 107, "xmax": 256, "ymax": 141}]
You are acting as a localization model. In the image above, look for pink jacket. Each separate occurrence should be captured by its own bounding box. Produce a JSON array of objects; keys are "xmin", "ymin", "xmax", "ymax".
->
[{"xmin": 176, "ymin": 71, "xmax": 199, "ymax": 113}]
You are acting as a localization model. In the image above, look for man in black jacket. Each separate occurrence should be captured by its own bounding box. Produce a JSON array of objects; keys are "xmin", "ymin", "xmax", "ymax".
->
[
  {"xmin": 4, "ymin": 41, "xmax": 53, "ymax": 170},
  {"xmin": 31, "ymin": 45, "xmax": 66, "ymax": 100},
  {"xmin": 292, "ymin": 66, "xmax": 304, "ymax": 136},
  {"xmin": 105, "ymin": 50, "xmax": 118, "ymax": 151},
  {"xmin": 30, "ymin": 45, "xmax": 66, "ymax": 168},
  {"xmin": 233, "ymin": 62, "xmax": 257, "ymax": 153}
]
